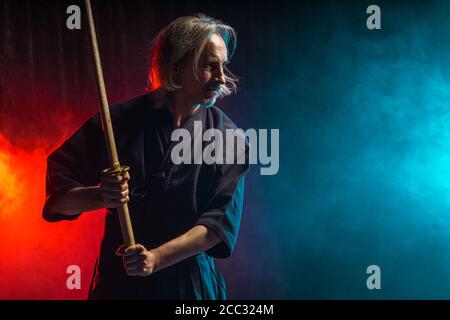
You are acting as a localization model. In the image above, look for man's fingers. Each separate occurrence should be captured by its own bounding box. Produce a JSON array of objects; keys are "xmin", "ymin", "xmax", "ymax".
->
[
  {"xmin": 123, "ymin": 251, "xmax": 145, "ymax": 264},
  {"xmin": 115, "ymin": 244, "xmax": 141, "ymax": 256},
  {"xmin": 125, "ymin": 263, "xmax": 141, "ymax": 274},
  {"xmin": 117, "ymin": 244, "xmax": 152, "ymax": 277},
  {"xmin": 102, "ymin": 174, "xmax": 125, "ymax": 183},
  {"xmin": 101, "ymin": 179, "xmax": 130, "ymax": 207},
  {"xmin": 101, "ymin": 182, "xmax": 128, "ymax": 192},
  {"xmin": 124, "ymin": 254, "xmax": 145, "ymax": 265},
  {"xmin": 102, "ymin": 172, "xmax": 130, "ymax": 184},
  {"xmin": 102, "ymin": 189, "xmax": 129, "ymax": 200},
  {"xmin": 125, "ymin": 261, "xmax": 142, "ymax": 270},
  {"xmin": 122, "ymin": 171, "xmax": 131, "ymax": 181},
  {"xmin": 126, "ymin": 267, "xmax": 150, "ymax": 277},
  {"xmin": 124, "ymin": 259, "xmax": 145, "ymax": 271},
  {"xmin": 124, "ymin": 244, "xmax": 146, "ymax": 255},
  {"xmin": 116, "ymin": 244, "xmax": 146, "ymax": 257},
  {"xmin": 115, "ymin": 244, "xmax": 127, "ymax": 256}
]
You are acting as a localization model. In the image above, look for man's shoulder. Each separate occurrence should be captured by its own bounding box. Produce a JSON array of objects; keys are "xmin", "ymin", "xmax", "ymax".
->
[
  {"xmin": 209, "ymin": 106, "xmax": 250, "ymax": 152},
  {"xmin": 88, "ymin": 93, "xmax": 152, "ymax": 126},
  {"xmin": 209, "ymin": 106, "xmax": 250, "ymax": 171},
  {"xmin": 209, "ymin": 106, "xmax": 240, "ymax": 130},
  {"xmin": 110, "ymin": 93, "xmax": 152, "ymax": 119}
]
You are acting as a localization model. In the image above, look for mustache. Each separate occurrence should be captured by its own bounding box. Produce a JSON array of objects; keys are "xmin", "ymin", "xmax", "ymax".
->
[{"xmin": 207, "ymin": 85, "xmax": 222, "ymax": 92}]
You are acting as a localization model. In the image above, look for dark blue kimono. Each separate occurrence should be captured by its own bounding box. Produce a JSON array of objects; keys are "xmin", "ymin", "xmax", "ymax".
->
[{"xmin": 42, "ymin": 93, "xmax": 249, "ymax": 300}]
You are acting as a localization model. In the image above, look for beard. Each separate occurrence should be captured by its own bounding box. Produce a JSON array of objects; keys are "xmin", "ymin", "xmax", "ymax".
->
[{"xmin": 198, "ymin": 91, "xmax": 219, "ymax": 109}]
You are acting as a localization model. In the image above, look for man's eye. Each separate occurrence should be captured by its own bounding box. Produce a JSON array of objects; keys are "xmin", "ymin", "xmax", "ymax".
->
[
  {"xmin": 202, "ymin": 63, "xmax": 213, "ymax": 70},
  {"xmin": 203, "ymin": 61, "xmax": 226, "ymax": 70}
]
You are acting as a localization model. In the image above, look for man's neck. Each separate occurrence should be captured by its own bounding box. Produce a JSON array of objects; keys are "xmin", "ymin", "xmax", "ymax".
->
[{"xmin": 168, "ymin": 92, "xmax": 200, "ymax": 128}]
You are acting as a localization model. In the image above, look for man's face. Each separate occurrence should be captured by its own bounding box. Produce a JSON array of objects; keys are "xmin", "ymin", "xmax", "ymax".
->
[{"xmin": 177, "ymin": 33, "xmax": 228, "ymax": 108}]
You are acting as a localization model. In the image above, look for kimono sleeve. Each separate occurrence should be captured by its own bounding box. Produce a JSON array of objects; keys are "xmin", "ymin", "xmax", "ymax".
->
[
  {"xmin": 42, "ymin": 115, "xmax": 105, "ymax": 222},
  {"xmin": 195, "ymin": 139, "xmax": 250, "ymax": 259}
]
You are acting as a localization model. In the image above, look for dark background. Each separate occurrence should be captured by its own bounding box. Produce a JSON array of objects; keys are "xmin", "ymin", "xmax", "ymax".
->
[{"xmin": 1, "ymin": 0, "xmax": 450, "ymax": 299}]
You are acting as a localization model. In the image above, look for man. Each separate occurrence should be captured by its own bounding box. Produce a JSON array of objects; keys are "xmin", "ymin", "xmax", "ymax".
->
[{"xmin": 42, "ymin": 14, "xmax": 249, "ymax": 299}]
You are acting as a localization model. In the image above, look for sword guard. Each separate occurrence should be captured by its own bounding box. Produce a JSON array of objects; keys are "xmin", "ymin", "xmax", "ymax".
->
[{"xmin": 101, "ymin": 165, "xmax": 130, "ymax": 177}]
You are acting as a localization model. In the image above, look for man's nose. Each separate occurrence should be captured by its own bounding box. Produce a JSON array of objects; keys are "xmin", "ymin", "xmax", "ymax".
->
[{"xmin": 216, "ymin": 68, "xmax": 226, "ymax": 85}]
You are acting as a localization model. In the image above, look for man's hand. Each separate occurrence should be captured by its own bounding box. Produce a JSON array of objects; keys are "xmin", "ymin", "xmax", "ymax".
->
[
  {"xmin": 115, "ymin": 244, "xmax": 157, "ymax": 277},
  {"xmin": 100, "ymin": 169, "xmax": 130, "ymax": 208}
]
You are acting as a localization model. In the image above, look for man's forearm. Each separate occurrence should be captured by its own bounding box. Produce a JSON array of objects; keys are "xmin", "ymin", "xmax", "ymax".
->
[
  {"xmin": 46, "ymin": 186, "xmax": 105, "ymax": 216},
  {"xmin": 151, "ymin": 225, "xmax": 222, "ymax": 273}
]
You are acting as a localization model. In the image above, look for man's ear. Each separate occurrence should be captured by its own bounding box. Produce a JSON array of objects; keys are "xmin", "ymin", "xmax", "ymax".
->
[
  {"xmin": 172, "ymin": 62, "xmax": 181, "ymax": 82},
  {"xmin": 172, "ymin": 54, "xmax": 190, "ymax": 80}
]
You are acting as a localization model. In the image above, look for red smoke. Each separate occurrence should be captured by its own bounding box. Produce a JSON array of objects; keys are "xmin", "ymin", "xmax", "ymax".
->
[{"xmin": 0, "ymin": 125, "xmax": 105, "ymax": 300}]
